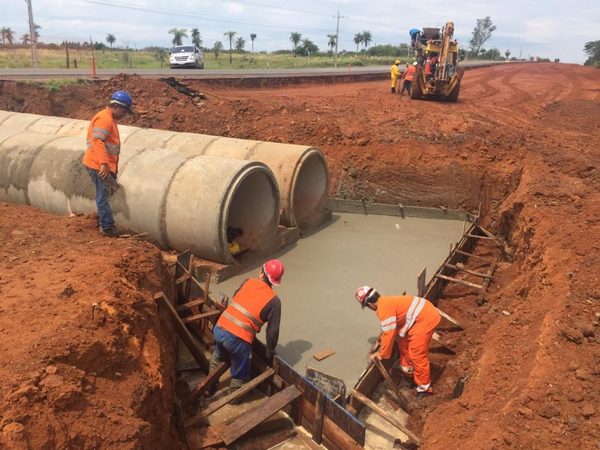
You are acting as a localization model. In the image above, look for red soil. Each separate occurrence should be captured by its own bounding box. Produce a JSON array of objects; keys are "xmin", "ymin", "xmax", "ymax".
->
[{"xmin": 1, "ymin": 62, "xmax": 599, "ymax": 449}]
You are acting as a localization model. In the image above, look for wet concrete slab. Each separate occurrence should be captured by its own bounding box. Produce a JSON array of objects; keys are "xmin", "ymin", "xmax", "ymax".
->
[{"xmin": 216, "ymin": 212, "xmax": 464, "ymax": 390}]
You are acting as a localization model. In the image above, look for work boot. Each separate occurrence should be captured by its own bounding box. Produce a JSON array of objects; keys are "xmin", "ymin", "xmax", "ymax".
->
[
  {"xmin": 229, "ymin": 378, "xmax": 248, "ymax": 404},
  {"xmin": 100, "ymin": 226, "xmax": 120, "ymax": 237},
  {"xmin": 416, "ymin": 386, "xmax": 434, "ymax": 400},
  {"xmin": 391, "ymin": 87, "xmax": 396, "ymax": 94},
  {"xmin": 203, "ymin": 383, "xmax": 217, "ymax": 398}
]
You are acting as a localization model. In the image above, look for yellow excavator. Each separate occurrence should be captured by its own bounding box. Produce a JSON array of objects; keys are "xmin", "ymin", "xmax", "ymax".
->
[{"xmin": 410, "ymin": 21, "xmax": 463, "ymax": 102}]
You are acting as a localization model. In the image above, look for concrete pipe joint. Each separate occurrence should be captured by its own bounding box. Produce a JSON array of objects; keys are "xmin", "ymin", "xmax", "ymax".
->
[
  {"xmin": 0, "ymin": 128, "xmax": 280, "ymax": 264},
  {"xmin": 0, "ymin": 111, "xmax": 330, "ymax": 230}
]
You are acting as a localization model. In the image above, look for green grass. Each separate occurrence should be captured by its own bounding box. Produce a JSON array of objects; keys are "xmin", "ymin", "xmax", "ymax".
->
[{"xmin": 0, "ymin": 47, "xmax": 397, "ymax": 70}]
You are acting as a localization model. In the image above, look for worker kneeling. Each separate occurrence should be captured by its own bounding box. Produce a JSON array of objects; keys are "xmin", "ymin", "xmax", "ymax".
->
[
  {"xmin": 356, "ymin": 286, "xmax": 440, "ymax": 397},
  {"xmin": 207, "ymin": 259, "xmax": 284, "ymax": 398}
]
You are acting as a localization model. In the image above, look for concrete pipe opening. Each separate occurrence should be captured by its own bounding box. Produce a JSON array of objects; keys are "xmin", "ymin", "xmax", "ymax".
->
[
  {"xmin": 165, "ymin": 158, "xmax": 279, "ymax": 265},
  {"xmin": 292, "ymin": 149, "xmax": 329, "ymax": 229},
  {"xmin": 226, "ymin": 168, "xmax": 279, "ymax": 259}
]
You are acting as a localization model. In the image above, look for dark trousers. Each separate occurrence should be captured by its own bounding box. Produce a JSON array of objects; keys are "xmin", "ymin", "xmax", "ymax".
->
[
  {"xmin": 400, "ymin": 80, "xmax": 412, "ymax": 95},
  {"xmin": 86, "ymin": 167, "xmax": 115, "ymax": 230}
]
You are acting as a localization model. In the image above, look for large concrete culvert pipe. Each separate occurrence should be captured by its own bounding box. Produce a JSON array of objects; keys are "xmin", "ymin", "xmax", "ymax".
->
[
  {"xmin": 0, "ymin": 111, "xmax": 330, "ymax": 229},
  {"xmin": 0, "ymin": 128, "xmax": 280, "ymax": 264}
]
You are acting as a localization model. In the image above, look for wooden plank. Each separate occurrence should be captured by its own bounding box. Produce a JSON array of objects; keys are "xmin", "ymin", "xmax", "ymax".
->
[
  {"xmin": 220, "ymin": 384, "xmax": 303, "ymax": 446},
  {"xmin": 185, "ymin": 361, "xmax": 230, "ymax": 406},
  {"xmin": 476, "ymin": 224, "xmax": 499, "ymax": 239},
  {"xmin": 312, "ymin": 390, "xmax": 325, "ymax": 444},
  {"xmin": 232, "ymin": 428, "xmax": 296, "ymax": 450},
  {"xmin": 417, "ymin": 267, "xmax": 426, "ymax": 297},
  {"xmin": 465, "ymin": 233, "xmax": 498, "ymax": 241},
  {"xmin": 175, "ymin": 273, "xmax": 190, "ymax": 285},
  {"xmin": 434, "ymin": 306, "xmax": 463, "ymax": 329},
  {"xmin": 434, "ymin": 273, "xmax": 484, "ymax": 290},
  {"xmin": 185, "ymin": 369, "xmax": 276, "ymax": 428},
  {"xmin": 154, "ymin": 292, "xmax": 209, "ymax": 373},
  {"xmin": 350, "ymin": 389, "xmax": 421, "ymax": 445},
  {"xmin": 274, "ymin": 357, "xmax": 365, "ymax": 446},
  {"xmin": 445, "ymin": 262, "xmax": 491, "ymax": 279},
  {"xmin": 182, "ymin": 309, "xmax": 222, "ymax": 324},
  {"xmin": 372, "ymin": 356, "xmax": 399, "ymax": 396},
  {"xmin": 175, "ymin": 298, "xmax": 206, "ymax": 312},
  {"xmin": 483, "ymin": 260, "xmax": 498, "ymax": 289},
  {"xmin": 454, "ymin": 249, "xmax": 495, "ymax": 264},
  {"xmin": 313, "ymin": 348, "xmax": 335, "ymax": 361},
  {"xmin": 299, "ymin": 394, "xmax": 364, "ymax": 450}
]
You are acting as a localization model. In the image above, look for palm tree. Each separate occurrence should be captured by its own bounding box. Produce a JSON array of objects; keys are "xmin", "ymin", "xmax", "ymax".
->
[
  {"xmin": 327, "ymin": 34, "xmax": 337, "ymax": 54},
  {"xmin": 213, "ymin": 40, "xmax": 223, "ymax": 61},
  {"xmin": 32, "ymin": 23, "xmax": 41, "ymax": 42},
  {"xmin": 362, "ymin": 31, "xmax": 372, "ymax": 50},
  {"xmin": 235, "ymin": 36, "xmax": 245, "ymax": 52},
  {"xmin": 224, "ymin": 31, "xmax": 236, "ymax": 64},
  {"xmin": 168, "ymin": 28, "xmax": 187, "ymax": 46},
  {"xmin": 353, "ymin": 32, "xmax": 363, "ymax": 53},
  {"xmin": 250, "ymin": 33, "xmax": 257, "ymax": 52},
  {"xmin": 290, "ymin": 32, "xmax": 301, "ymax": 54},
  {"xmin": 106, "ymin": 33, "xmax": 116, "ymax": 48},
  {"xmin": 20, "ymin": 34, "xmax": 30, "ymax": 45},
  {"xmin": 191, "ymin": 28, "xmax": 203, "ymax": 48},
  {"xmin": 1, "ymin": 27, "xmax": 15, "ymax": 46}
]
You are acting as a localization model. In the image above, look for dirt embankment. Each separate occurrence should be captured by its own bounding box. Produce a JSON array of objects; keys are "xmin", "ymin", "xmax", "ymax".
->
[
  {"xmin": 1, "ymin": 63, "xmax": 599, "ymax": 449},
  {"xmin": 0, "ymin": 205, "xmax": 181, "ymax": 450}
]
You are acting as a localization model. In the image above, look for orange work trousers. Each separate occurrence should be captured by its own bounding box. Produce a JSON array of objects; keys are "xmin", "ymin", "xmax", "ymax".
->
[{"xmin": 398, "ymin": 329, "xmax": 435, "ymax": 391}]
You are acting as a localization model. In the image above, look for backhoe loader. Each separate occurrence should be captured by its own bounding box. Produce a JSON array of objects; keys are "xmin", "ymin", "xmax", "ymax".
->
[{"xmin": 410, "ymin": 21, "xmax": 463, "ymax": 102}]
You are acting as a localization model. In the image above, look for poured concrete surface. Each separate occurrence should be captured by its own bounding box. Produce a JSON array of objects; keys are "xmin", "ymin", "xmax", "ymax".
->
[{"xmin": 216, "ymin": 212, "xmax": 465, "ymax": 389}]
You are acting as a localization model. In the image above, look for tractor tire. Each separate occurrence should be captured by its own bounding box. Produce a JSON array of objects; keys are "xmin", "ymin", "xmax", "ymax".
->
[
  {"xmin": 447, "ymin": 80, "xmax": 461, "ymax": 102},
  {"xmin": 410, "ymin": 76, "xmax": 423, "ymax": 100}
]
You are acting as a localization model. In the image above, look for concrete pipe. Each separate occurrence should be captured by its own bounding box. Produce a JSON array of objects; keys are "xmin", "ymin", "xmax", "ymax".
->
[
  {"xmin": 0, "ymin": 128, "xmax": 280, "ymax": 264},
  {"xmin": 0, "ymin": 111, "xmax": 330, "ymax": 229}
]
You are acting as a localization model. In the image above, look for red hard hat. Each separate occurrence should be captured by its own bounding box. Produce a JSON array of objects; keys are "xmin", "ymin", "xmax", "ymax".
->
[
  {"xmin": 355, "ymin": 285, "xmax": 376, "ymax": 308},
  {"xmin": 263, "ymin": 259, "xmax": 284, "ymax": 286}
]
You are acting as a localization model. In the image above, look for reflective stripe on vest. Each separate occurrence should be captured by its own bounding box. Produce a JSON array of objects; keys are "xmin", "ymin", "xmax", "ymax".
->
[
  {"xmin": 230, "ymin": 300, "xmax": 264, "ymax": 330},
  {"xmin": 398, "ymin": 296, "xmax": 426, "ymax": 337},
  {"xmin": 222, "ymin": 310, "xmax": 257, "ymax": 336}
]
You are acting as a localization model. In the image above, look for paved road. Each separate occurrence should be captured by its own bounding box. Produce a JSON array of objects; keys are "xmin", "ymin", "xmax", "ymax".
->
[{"xmin": 0, "ymin": 61, "xmax": 504, "ymax": 81}]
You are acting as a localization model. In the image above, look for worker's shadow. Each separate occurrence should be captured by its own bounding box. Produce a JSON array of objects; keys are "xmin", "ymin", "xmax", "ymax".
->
[{"xmin": 276, "ymin": 339, "xmax": 312, "ymax": 366}]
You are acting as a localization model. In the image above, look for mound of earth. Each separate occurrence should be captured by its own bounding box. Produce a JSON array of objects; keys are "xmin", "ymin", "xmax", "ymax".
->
[{"xmin": 0, "ymin": 203, "xmax": 181, "ymax": 450}]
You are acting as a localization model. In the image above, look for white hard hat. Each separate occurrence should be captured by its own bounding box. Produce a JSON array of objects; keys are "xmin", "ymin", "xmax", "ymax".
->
[{"xmin": 413, "ymin": 61, "xmax": 418, "ymax": 66}]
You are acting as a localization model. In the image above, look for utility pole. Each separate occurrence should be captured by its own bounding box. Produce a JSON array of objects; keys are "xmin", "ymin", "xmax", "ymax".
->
[
  {"xmin": 25, "ymin": 0, "xmax": 38, "ymax": 68},
  {"xmin": 333, "ymin": 9, "xmax": 343, "ymax": 68}
]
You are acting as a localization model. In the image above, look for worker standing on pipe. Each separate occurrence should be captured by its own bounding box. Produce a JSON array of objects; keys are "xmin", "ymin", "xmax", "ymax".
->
[
  {"xmin": 207, "ymin": 259, "xmax": 285, "ymax": 397},
  {"xmin": 390, "ymin": 59, "xmax": 402, "ymax": 94},
  {"xmin": 399, "ymin": 62, "xmax": 418, "ymax": 96},
  {"xmin": 355, "ymin": 286, "xmax": 441, "ymax": 398},
  {"xmin": 82, "ymin": 91, "xmax": 133, "ymax": 237}
]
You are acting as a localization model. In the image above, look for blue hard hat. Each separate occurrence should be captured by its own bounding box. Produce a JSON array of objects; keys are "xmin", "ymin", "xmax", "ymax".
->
[{"xmin": 109, "ymin": 90, "xmax": 133, "ymax": 111}]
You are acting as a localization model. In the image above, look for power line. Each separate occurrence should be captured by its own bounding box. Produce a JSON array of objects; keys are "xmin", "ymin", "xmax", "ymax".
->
[{"xmin": 71, "ymin": 0, "xmax": 334, "ymax": 34}]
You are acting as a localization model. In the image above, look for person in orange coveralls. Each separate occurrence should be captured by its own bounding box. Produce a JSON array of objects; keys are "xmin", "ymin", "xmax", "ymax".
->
[{"xmin": 355, "ymin": 285, "xmax": 441, "ymax": 397}]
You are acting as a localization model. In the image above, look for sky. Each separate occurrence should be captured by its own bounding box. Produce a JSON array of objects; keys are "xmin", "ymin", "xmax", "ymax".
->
[{"xmin": 3, "ymin": 0, "xmax": 599, "ymax": 64}]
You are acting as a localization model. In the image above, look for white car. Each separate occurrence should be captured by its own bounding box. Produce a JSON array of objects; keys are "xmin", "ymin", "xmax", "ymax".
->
[{"xmin": 169, "ymin": 45, "xmax": 204, "ymax": 69}]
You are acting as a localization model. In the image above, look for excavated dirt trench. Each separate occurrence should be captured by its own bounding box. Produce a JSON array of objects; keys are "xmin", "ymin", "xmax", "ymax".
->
[{"xmin": 1, "ymin": 62, "xmax": 599, "ymax": 449}]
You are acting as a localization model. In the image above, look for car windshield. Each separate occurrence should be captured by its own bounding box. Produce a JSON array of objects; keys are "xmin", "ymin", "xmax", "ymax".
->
[{"xmin": 172, "ymin": 46, "xmax": 195, "ymax": 53}]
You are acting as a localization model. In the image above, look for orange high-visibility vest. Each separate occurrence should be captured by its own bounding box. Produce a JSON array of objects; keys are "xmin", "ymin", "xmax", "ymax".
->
[
  {"xmin": 376, "ymin": 295, "xmax": 440, "ymax": 359},
  {"xmin": 217, "ymin": 278, "xmax": 276, "ymax": 344},
  {"xmin": 404, "ymin": 65, "xmax": 416, "ymax": 81},
  {"xmin": 82, "ymin": 107, "xmax": 121, "ymax": 173}
]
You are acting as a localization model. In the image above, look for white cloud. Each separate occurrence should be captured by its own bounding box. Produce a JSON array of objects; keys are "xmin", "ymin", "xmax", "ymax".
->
[{"xmin": 2, "ymin": 0, "xmax": 598, "ymax": 63}]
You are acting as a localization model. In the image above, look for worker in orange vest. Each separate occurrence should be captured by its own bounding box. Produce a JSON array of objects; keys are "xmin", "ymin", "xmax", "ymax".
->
[
  {"xmin": 207, "ymin": 259, "xmax": 285, "ymax": 396},
  {"xmin": 425, "ymin": 54, "xmax": 439, "ymax": 78},
  {"xmin": 390, "ymin": 59, "xmax": 402, "ymax": 94},
  {"xmin": 82, "ymin": 91, "xmax": 133, "ymax": 237},
  {"xmin": 355, "ymin": 286, "xmax": 441, "ymax": 397},
  {"xmin": 399, "ymin": 61, "xmax": 418, "ymax": 96}
]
